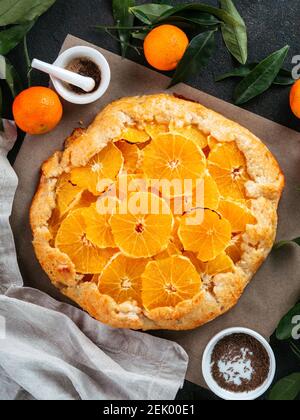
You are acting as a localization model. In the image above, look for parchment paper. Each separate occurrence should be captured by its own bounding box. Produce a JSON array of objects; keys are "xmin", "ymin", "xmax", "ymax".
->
[{"xmin": 11, "ymin": 35, "xmax": 300, "ymax": 388}]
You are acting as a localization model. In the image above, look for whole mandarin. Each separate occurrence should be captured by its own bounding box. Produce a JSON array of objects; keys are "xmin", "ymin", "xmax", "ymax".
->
[
  {"xmin": 144, "ymin": 25, "xmax": 189, "ymax": 71},
  {"xmin": 290, "ymin": 80, "xmax": 300, "ymax": 118},
  {"xmin": 13, "ymin": 87, "xmax": 63, "ymax": 135}
]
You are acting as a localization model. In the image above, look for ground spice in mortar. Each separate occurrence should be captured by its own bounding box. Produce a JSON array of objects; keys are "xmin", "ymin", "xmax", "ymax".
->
[
  {"xmin": 66, "ymin": 58, "xmax": 101, "ymax": 94},
  {"xmin": 211, "ymin": 333, "xmax": 270, "ymax": 393}
]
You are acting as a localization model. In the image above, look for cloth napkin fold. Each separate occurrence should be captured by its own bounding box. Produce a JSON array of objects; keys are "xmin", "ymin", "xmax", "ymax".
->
[{"xmin": 0, "ymin": 123, "xmax": 188, "ymax": 400}]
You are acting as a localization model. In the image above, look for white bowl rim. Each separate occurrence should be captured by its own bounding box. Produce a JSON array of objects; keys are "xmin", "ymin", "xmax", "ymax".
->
[
  {"xmin": 202, "ymin": 327, "xmax": 276, "ymax": 400},
  {"xmin": 51, "ymin": 46, "xmax": 111, "ymax": 105}
]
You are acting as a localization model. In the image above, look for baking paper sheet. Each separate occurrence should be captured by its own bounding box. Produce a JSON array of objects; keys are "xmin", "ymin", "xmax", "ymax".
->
[{"xmin": 11, "ymin": 35, "xmax": 300, "ymax": 388}]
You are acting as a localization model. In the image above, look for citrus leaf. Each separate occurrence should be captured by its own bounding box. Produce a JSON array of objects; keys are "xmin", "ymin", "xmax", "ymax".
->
[
  {"xmin": 112, "ymin": 0, "xmax": 135, "ymax": 57},
  {"xmin": 131, "ymin": 30, "xmax": 149, "ymax": 40},
  {"xmin": 156, "ymin": 3, "xmax": 241, "ymax": 26},
  {"xmin": 169, "ymin": 30, "xmax": 216, "ymax": 88},
  {"xmin": 0, "ymin": 55, "xmax": 23, "ymax": 97},
  {"xmin": 161, "ymin": 11, "xmax": 220, "ymax": 27},
  {"xmin": 273, "ymin": 237, "xmax": 300, "ymax": 250},
  {"xmin": 233, "ymin": 45, "xmax": 290, "ymax": 105},
  {"xmin": 220, "ymin": 0, "xmax": 247, "ymax": 65},
  {"xmin": 0, "ymin": 0, "xmax": 56, "ymax": 25},
  {"xmin": 276, "ymin": 303, "xmax": 300, "ymax": 341},
  {"xmin": 268, "ymin": 374, "xmax": 300, "ymax": 401},
  {"xmin": 130, "ymin": 4, "xmax": 173, "ymax": 24},
  {"xmin": 0, "ymin": 21, "xmax": 34, "ymax": 55},
  {"xmin": 216, "ymin": 64, "xmax": 294, "ymax": 86},
  {"xmin": 274, "ymin": 69, "xmax": 295, "ymax": 86}
]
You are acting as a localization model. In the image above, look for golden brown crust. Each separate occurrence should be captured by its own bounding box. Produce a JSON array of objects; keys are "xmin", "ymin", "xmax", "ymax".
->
[{"xmin": 30, "ymin": 94, "xmax": 284, "ymax": 331}]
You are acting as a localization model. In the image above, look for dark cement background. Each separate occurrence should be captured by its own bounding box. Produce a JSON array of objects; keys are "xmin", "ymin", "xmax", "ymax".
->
[{"xmin": 6, "ymin": 0, "xmax": 300, "ymax": 400}]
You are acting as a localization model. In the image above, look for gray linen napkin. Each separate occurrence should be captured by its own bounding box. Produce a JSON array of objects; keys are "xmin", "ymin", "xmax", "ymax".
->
[{"xmin": 0, "ymin": 124, "xmax": 188, "ymax": 400}]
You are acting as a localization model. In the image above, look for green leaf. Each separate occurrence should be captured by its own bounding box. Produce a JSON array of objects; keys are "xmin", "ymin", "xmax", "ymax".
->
[
  {"xmin": 131, "ymin": 30, "xmax": 149, "ymax": 40},
  {"xmin": 0, "ymin": 55, "xmax": 23, "ymax": 97},
  {"xmin": 170, "ymin": 12, "xmax": 220, "ymax": 26},
  {"xmin": 0, "ymin": 21, "xmax": 34, "ymax": 55},
  {"xmin": 268, "ymin": 374, "xmax": 300, "ymax": 400},
  {"xmin": 130, "ymin": 4, "xmax": 173, "ymax": 24},
  {"xmin": 0, "ymin": 0, "xmax": 56, "ymax": 26},
  {"xmin": 113, "ymin": 0, "xmax": 135, "ymax": 57},
  {"xmin": 156, "ymin": 3, "xmax": 241, "ymax": 26},
  {"xmin": 169, "ymin": 30, "xmax": 216, "ymax": 88},
  {"xmin": 216, "ymin": 64, "xmax": 294, "ymax": 86},
  {"xmin": 220, "ymin": 0, "xmax": 247, "ymax": 64},
  {"xmin": 273, "ymin": 69, "xmax": 295, "ymax": 86},
  {"xmin": 273, "ymin": 237, "xmax": 300, "ymax": 250},
  {"xmin": 276, "ymin": 303, "xmax": 300, "ymax": 341},
  {"xmin": 233, "ymin": 45, "xmax": 290, "ymax": 105}
]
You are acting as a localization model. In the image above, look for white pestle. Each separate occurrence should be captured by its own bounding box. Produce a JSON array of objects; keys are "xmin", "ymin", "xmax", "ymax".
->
[{"xmin": 31, "ymin": 58, "xmax": 96, "ymax": 93}]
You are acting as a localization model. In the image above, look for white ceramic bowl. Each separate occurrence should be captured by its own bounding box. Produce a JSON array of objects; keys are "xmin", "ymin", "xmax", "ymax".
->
[
  {"xmin": 202, "ymin": 327, "xmax": 276, "ymax": 400},
  {"xmin": 51, "ymin": 46, "xmax": 111, "ymax": 105}
]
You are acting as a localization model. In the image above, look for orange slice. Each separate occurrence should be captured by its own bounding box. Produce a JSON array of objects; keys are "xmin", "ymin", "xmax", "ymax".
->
[
  {"xmin": 208, "ymin": 142, "xmax": 250, "ymax": 201},
  {"xmin": 70, "ymin": 142, "xmax": 123, "ymax": 195},
  {"xmin": 118, "ymin": 127, "xmax": 150, "ymax": 144},
  {"xmin": 171, "ymin": 174, "xmax": 220, "ymax": 215},
  {"xmin": 155, "ymin": 241, "xmax": 181, "ymax": 260},
  {"xmin": 82, "ymin": 197, "xmax": 118, "ymax": 249},
  {"xmin": 170, "ymin": 125, "xmax": 208, "ymax": 149},
  {"xmin": 116, "ymin": 173, "xmax": 148, "ymax": 201},
  {"xmin": 115, "ymin": 141, "xmax": 140, "ymax": 173},
  {"xmin": 178, "ymin": 209, "xmax": 232, "ymax": 261},
  {"xmin": 218, "ymin": 200, "xmax": 256, "ymax": 233},
  {"xmin": 143, "ymin": 133, "xmax": 206, "ymax": 198},
  {"xmin": 207, "ymin": 135, "xmax": 219, "ymax": 150},
  {"xmin": 56, "ymin": 173, "xmax": 83, "ymax": 215},
  {"xmin": 187, "ymin": 251, "xmax": 234, "ymax": 276},
  {"xmin": 109, "ymin": 192, "xmax": 174, "ymax": 258},
  {"xmin": 171, "ymin": 217, "xmax": 184, "ymax": 251},
  {"xmin": 55, "ymin": 208, "xmax": 115, "ymax": 274},
  {"xmin": 98, "ymin": 253, "xmax": 147, "ymax": 305},
  {"xmin": 145, "ymin": 123, "xmax": 169, "ymax": 139},
  {"xmin": 142, "ymin": 255, "xmax": 201, "ymax": 310}
]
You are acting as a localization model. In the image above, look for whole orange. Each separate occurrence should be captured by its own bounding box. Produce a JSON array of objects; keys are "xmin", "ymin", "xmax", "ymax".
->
[
  {"xmin": 144, "ymin": 25, "xmax": 189, "ymax": 71},
  {"xmin": 290, "ymin": 80, "xmax": 300, "ymax": 118},
  {"xmin": 13, "ymin": 87, "xmax": 63, "ymax": 135}
]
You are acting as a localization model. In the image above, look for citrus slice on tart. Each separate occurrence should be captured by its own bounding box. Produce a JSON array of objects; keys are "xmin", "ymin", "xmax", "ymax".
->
[
  {"xmin": 171, "ymin": 173, "xmax": 220, "ymax": 215},
  {"xmin": 56, "ymin": 173, "xmax": 83, "ymax": 215},
  {"xmin": 118, "ymin": 127, "xmax": 150, "ymax": 144},
  {"xmin": 208, "ymin": 142, "xmax": 250, "ymax": 201},
  {"xmin": 143, "ymin": 133, "xmax": 206, "ymax": 198},
  {"xmin": 218, "ymin": 199, "xmax": 257, "ymax": 233},
  {"xmin": 115, "ymin": 141, "xmax": 140, "ymax": 174},
  {"xmin": 185, "ymin": 251, "xmax": 234, "ymax": 277},
  {"xmin": 98, "ymin": 253, "xmax": 147, "ymax": 305},
  {"xmin": 145, "ymin": 123, "xmax": 169, "ymax": 139},
  {"xmin": 81, "ymin": 197, "xmax": 118, "ymax": 249},
  {"xmin": 170, "ymin": 125, "xmax": 208, "ymax": 149},
  {"xmin": 70, "ymin": 142, "xmax": 123, "ymax": 195},
  {"xmin": 109, "ymin": 192, "xmax": 174, "ymax": 258},
  {"xmin": 55, "ymin": 208, "xmax": 115, "ymax": 274},
  {"xmin": 142, "ymin": 255, "xmax": 201, "ymax": 310},
  {"xmin": 179, "ymin": 209, "xmax": 232, "ymax": 262}
]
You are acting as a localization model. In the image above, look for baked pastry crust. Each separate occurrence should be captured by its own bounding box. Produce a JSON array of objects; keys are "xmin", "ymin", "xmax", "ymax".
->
[{"xmin": 30, "ymin": 94, "xmax": 284, "ymax": 330}]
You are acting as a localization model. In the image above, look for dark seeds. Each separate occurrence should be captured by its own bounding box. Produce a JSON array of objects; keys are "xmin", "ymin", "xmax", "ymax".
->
[{"xmin": 211, "ymin": 333, "xmax": 270, "ymax": 393}]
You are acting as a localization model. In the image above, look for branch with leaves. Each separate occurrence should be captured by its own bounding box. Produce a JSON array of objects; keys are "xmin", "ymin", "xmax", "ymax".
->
[
  {"xmin": 96, "ymin": 1, "xmax": 293, "ymax": 104},
  {"xmin": 0, "ymin": 0, "xmax": 57, "ymax": 122},
  {"xmin": 268, "ymin": 303, "xmax": 300, "ymax": 400}
]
